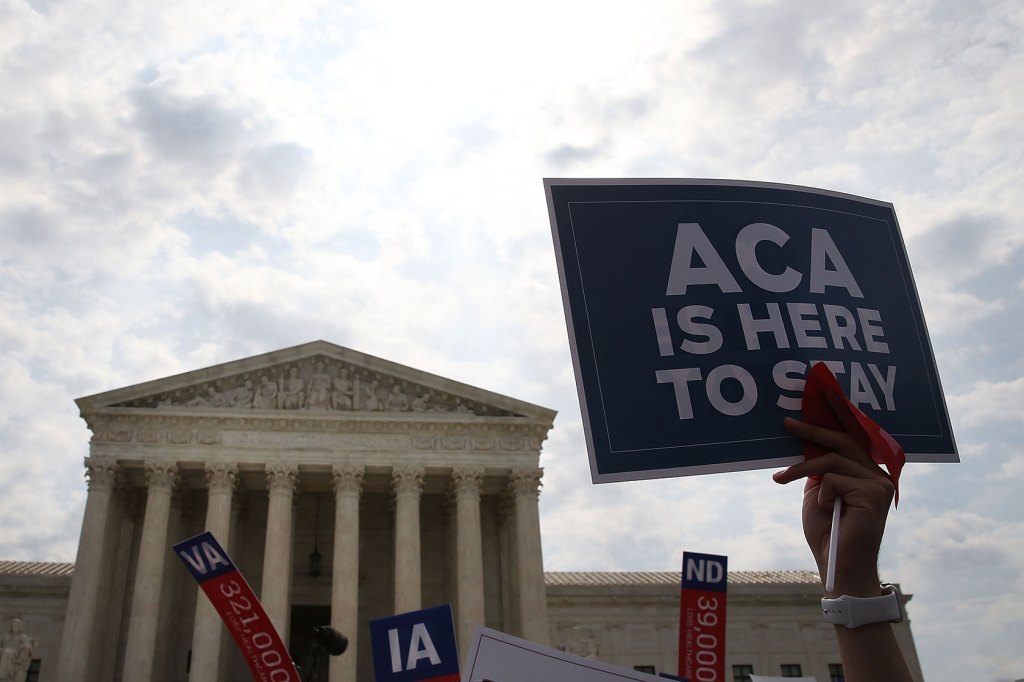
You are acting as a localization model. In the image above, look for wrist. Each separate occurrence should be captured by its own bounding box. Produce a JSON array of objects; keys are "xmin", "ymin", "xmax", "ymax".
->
[
  {"xmin": 815, "ymin": 552, "xmax": 880, "ymax": 593},
  {"xmin": 826, "ymin": 576, "xmax": 882, "ymax": 599},
  {"xmin": 822, "ymin": 584, "xmax": 904, "ymax": 629}
]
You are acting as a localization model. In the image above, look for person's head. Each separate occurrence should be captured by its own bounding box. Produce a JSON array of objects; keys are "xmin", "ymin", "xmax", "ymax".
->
[{"xmin": 9, "ymin": 619, "xmax": 22, "ymax": 633}]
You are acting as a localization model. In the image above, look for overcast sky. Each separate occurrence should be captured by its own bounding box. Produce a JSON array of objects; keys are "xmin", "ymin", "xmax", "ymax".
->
[{"xmin": 1, "ymin": 0, "xmax": 1022, "ymax": 679}]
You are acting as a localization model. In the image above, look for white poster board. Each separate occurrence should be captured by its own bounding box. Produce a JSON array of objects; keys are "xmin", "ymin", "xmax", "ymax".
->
[{"xmin": 462, "ymin": 627, "xmax": 661, "ymax": 682}]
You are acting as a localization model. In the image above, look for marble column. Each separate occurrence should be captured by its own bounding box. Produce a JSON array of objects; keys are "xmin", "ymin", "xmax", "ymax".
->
[
  {"xmin": 452, "ymin": 467, "xmax": 486, "ymax": 654},
  {"xmin": 56, "ymin": 458, "xmax": 119, "ymax": 682},
  {"xmin": 154, "ymin": 489, "xmax": 185, "ymax": 673},
  {"xmin": 122, "ymin": 460, "xmax": 179, "ymax": 681},
  {"xmin": 497, "ymin": 496, "xmax": 520, "ymax": 636},
  {"xmin": 330, "ymin": 464, "xmax": 364, "ymax": 682},
  {"xmin": 98, "ymin": 490, "xmax": 139, "ymax": 682},
  {"xmin": 189, "ymin": 462, "xmax": 238, "ymax": 682},
  {"xmin": 261, "ymin": 462, "xmax": 298, "ymax": 642},
  {"xmin": 392, "ymin": 465, "xmax": 424, "ymax": 613},
  {"xmin": 508, "ymin": 468, "xmax": 548, "ymax": 645}
]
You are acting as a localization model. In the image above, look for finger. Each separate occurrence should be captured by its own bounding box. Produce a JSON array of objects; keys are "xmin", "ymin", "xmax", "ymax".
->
[
  {"xmin": 783, "ymin": 417, "xmax": 853, "ymax": 453},
  {"xmin": 784, "ymin": 416, "xmax": 878, "ymax": 472},
  {"xmin": 818, "ymin": 471, "xmax": 895, "ymax": 510},
  {"xmin": 823, "ymin": 384, "xmax": 863, "ymax": 442},
  {"xmin": 773, "ymin": 451, "xmax": 882, "ymax": 485}
]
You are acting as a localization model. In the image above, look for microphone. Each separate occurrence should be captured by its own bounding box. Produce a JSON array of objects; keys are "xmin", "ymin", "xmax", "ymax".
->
[{"xmin": 312, "ymin": 626, "xmax": 348, "ymax": 656}]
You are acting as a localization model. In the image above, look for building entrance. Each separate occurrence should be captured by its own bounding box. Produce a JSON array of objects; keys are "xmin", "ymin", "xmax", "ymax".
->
[{"xmin": 290, "ymin": 605, "xmax": 331, "ymax": 681}]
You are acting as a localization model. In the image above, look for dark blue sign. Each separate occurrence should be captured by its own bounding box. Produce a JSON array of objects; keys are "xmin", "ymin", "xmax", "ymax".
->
[
  {"xmin": 369, "ymin": 604, "xmax": 460, "ymax": 682},
  {"xmin": 681, "ymin": 552, "xmax": 728, "ymax": 593},
  {"xmin": 546, "ymin": 179, "xmax": 957, "ymax": 482},
  {"xmin": 174, "ymin": 531, "xmax": 238, "ymax": 583}
]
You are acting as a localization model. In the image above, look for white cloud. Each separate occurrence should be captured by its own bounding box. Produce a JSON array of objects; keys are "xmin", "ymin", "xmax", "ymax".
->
[
  {"xmin": 0, "ymin": 2, "xmax": 1022, "ymax": 680},
  {"xmin": 886, "ymin": 509, "xmax": 1024, "ymax": 681},
  {"xmin": 948, "ymin": 377, "xmax": 1024, "ymax": 427},
  {"xmin": 997, "ymin": 455, "xmax": 1024, "ymax": 480}
]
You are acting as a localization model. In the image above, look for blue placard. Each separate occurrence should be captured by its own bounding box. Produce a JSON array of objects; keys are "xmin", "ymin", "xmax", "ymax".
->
[
  {"xmin": 681, "ymin": 552, "xmax": 728, "ymax": 593},
  {"xmin": 546, "ymin": 178, "xmax": 958, "ymax": 483},
  {"xmin": 173, "ymin": 530, "xmax": 238, "ymax": 583},
  {"xmin": 369, "ymin": 604, "xmax": 460, "ymax": 682}
]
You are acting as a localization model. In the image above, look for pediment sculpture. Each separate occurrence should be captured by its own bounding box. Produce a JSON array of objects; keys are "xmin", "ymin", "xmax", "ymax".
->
[{"xmin": 115, "ymin": 356, "xmax": 518, "ymax": 417}]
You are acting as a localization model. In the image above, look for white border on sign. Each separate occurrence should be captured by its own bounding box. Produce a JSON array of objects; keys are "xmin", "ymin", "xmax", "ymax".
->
[{"xmin": 462, "ymin": 626, "xmax": 662, "ymax": 682}]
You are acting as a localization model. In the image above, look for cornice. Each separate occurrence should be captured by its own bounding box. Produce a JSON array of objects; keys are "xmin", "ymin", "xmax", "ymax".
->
[{"xmin": 85, "ymin": 412, "xmax": 550, "ymax": 453}]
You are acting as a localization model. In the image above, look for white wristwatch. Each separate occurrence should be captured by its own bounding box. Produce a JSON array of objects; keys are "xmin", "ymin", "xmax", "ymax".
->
[{"xmin": 821, "ymin": 584, "xmax": 904, "ymax": 628}]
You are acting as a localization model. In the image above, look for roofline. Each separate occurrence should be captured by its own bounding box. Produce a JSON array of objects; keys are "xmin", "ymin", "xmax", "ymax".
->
[{"xmin": 75, "ymin": 340, "xmax": 557, "ymax": 421}]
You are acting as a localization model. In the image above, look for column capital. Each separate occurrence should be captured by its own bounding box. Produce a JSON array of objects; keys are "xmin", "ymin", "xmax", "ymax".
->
[
  {"xmin": 391, "ymin": 465, "xmax": 424, "ymax": 498},
  {"xmin": 144, "ymin": 460, "xmax": 179, "ymax": 492},
  {"xmin": 205, "ymin": 462, "xmax": 238, "ymax": 493},
  {"xmin": 332, "ymin": 464, "xmax": 365, "ymax": 496},
  {"xmin": 507, "ymin": 467, "xmax": 543, "ymax": 500},
  {"xmin": 451, "ymin": 467, "xmax": 484, "ymax": 498},
  {"xmin": 265, "ymin": 462, "xmax": 299, "ymax": 493},
  {"xmin": 84, "ymin": 458, "xmax": 119, "ymax": 492}
]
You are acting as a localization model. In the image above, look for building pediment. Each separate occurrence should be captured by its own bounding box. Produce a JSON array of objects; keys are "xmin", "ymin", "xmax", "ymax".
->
[{"xmin": 76, "ymin": 340, "xmax": 555, "ymax": 423}]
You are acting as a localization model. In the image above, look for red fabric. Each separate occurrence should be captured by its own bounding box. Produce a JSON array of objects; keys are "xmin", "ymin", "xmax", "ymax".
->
[{"xmin": 800, "ymin": 362, "xmax": 906, "ymax": 506}]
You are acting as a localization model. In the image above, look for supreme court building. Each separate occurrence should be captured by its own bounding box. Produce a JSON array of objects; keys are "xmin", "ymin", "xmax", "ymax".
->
[
  {"xmin": 0, "ymin": 341, "xmax": 925, "ymax": 682},
  {"xmin": 54, "ymin": 341, "xmax": 556, "ymax": 682}
]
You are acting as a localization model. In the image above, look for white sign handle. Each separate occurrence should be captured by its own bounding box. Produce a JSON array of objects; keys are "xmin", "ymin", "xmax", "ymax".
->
[{"xmin": 825, "ymin": 497, "xmax": 842, "ymax": 593}]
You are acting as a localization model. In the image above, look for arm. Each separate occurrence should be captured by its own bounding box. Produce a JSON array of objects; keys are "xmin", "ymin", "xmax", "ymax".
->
[{"xmin": 773, "ymin": 389, "xmax": 913, "ymax": 682}]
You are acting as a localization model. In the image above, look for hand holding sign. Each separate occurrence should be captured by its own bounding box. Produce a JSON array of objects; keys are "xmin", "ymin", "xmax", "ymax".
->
[
  {"xmin": 772, "ymin": 379, "xmax": 896, "ymax": 600},
  {"xmin": 772, "ymin": 367, "xmax": 914, "ymax": 682}
]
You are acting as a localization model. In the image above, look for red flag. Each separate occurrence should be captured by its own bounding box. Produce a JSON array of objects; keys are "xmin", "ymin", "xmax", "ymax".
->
[{"xmin": 801, "ymin": 362, "xmax": 906, "ymax": 505}]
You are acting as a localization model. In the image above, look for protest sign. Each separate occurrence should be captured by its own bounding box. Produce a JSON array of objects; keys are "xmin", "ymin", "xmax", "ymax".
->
[
  {"xmin": 678, "ymin": 552, "xmax": 727, "ymax": 682},
  {"xmin": 369, "ymin": 604, "xmax": 461, "ymax": 682},
  {"xmin": 462, "ymin": 626, "xmax": 661, "ymax": 682},
  {"xmin": 546, "ymin": 178, "xmax": 958, "ymax": 482},
  {"xmin": 173, "ymin": 531, "xmax": 300, "ymax": 682}
]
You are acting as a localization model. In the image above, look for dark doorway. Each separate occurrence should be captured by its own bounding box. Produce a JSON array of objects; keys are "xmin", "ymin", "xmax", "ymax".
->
[{"xmin": 290, "ymin": 605, "xmax": 331, "ymax": 681}]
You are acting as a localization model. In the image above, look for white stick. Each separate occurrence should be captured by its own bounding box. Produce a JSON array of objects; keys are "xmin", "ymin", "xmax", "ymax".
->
[{"xmin": 825, "ymin": 497, "xmax": 842, "ymax": 593}]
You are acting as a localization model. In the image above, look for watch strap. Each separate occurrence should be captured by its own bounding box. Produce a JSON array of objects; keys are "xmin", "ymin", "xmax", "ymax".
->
[{"xmin": 821, "ymin": 584, "xmax": 903, "ymax": 628}]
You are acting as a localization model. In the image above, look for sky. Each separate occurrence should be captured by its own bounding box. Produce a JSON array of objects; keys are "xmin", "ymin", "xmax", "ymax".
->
[{"xmin": 0, "ymin": 0, "xmax": 1022, "ymax": 679}]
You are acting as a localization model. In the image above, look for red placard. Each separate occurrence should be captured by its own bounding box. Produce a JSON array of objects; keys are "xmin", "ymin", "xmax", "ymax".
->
[
  {"xmin": 175, "ymin": 531, "xmax": 301, "ymax": 682},
  {"xmin": 678, "ymin": 552, "xmax": 727, "ymax": 682}
]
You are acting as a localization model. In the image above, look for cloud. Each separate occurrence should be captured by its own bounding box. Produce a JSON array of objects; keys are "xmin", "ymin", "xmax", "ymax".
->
[
  {"xmin": 237, "ymin": 142, "xmax": 312, "ymax": 200},
  {"xmin": 887, "ymin": 508, "xmax": 1024, "ymax": 681},
  {"xmin": 947, "ymin": 377, "xmax": 1024, "ymax": 427},
  {"xmin": 0, "ymin": 3, "xmax": 1022, "ymax": 680},
  {"xmin": 910, "ymin": 213, "xmax": 1021, "ymax": 286},
  {"xmin": 545, "ymin": 143, "xmax": 606, "ymax": 168},
  {"xmin": 133, "ymin": 85, "xmax": 250, "ymax": 171}
]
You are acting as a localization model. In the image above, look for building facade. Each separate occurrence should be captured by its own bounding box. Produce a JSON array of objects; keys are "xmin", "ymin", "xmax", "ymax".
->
[
  {"xmin": 54, "ymin": 341, "xmax": 556, "ymax": 682},
  {"xmin": 546, "ymin": 571, "xmax": 924, "ymax": 682},
  {"xmin": 0, "ymin": 342, "xmax": 924, "ymax": 682}
]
